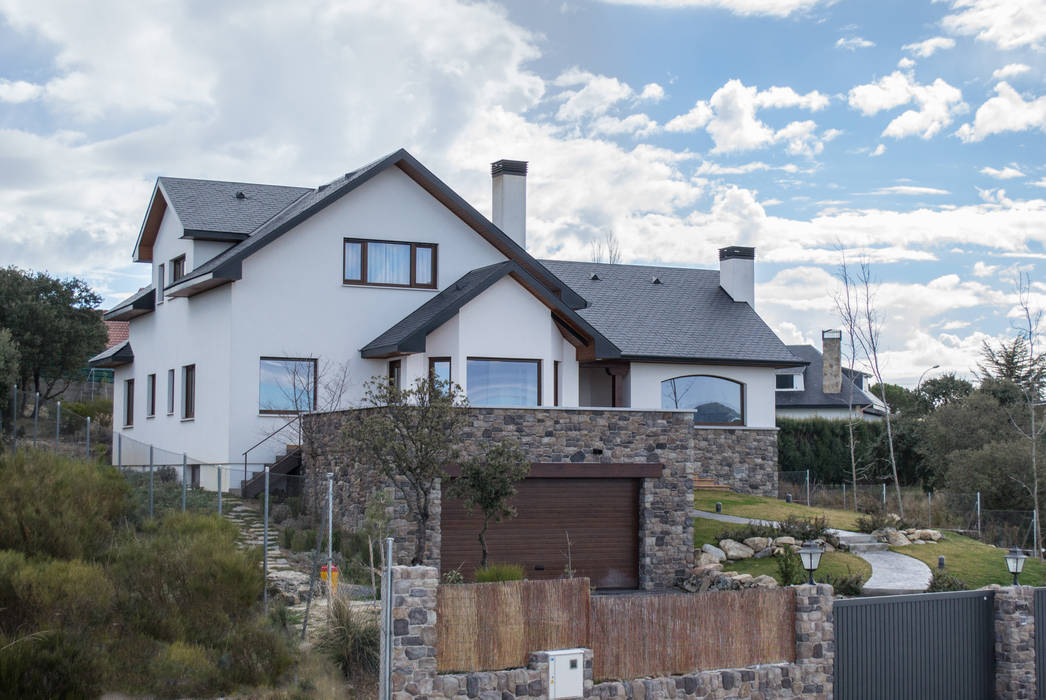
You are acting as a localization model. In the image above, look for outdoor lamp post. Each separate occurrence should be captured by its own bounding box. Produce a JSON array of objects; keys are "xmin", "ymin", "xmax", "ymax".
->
[
  {"xmin": 1005, "ymin": 547, "xmax": 1027, "ymax": 586},
  {"xmin": 916, "ymin": 364, "xmax": 941, "ymax": 393},
  {"xmin": 799, "ymin": 541, "xmax": 824, "ymax": 585}
]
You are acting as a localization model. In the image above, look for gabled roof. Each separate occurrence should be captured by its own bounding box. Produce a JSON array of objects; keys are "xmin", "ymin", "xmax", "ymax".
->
[
  {"xmin": 103, "ymin": 286, "xmax": 155, "ymax": 321},
  {"xmin": 157, "ymin": 149, "xmax": 584, "ymax": 310},
  {"xmin": 88, "ymin": 340, "xmax": 133, "ymax": 368},
  {"xmin": 776, "ymin": 344, "xmax": 879, "ymax": 410},
  {"xmin": 105, "ymin": 320, "xmax": 129, "ymax": 348},
  {"xmin": 540, "ymin": 260, "xmax": 804, "ymax": 367},
  {"xmin": 361, "ymin": 261, "xmax": 620, "ymax": 360}
]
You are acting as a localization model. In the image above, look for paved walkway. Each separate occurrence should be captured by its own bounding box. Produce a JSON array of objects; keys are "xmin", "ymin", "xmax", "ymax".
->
[{"xmin": 695, "ymin": 509, "xmax": 931, "ymax": 595}]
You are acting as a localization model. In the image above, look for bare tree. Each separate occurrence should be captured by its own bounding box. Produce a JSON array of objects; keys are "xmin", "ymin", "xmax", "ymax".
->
[
  {"xmin": 260, "ymin": 356, "xmax": 350, "ymax": 445},
  {"xmin": 590, "ymin": 231, "xmax": 622, "ymax": 264},
  {"xmin": 838, "ymin": 257, "xmax": 904, "ymax": 518},
  {"xmin": 835, "ymin": 253, "xmax": 862, "ymax": 511}
]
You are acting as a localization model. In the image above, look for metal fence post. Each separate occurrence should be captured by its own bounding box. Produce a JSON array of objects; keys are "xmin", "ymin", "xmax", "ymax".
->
[
  {"xmin": 805, "ymin": 469, "xmax": 810, "ymax": 506},
  {"xmin": 217, "ymin": 466, "xmax": 222, "ymax": 516},
  {"xmin": 976, "ymin": 492, "xmax": 982, "ymax": 539},
  {"xmin": 117, "ymin": 433, "xmax": 123, "ymax": 471},
  {"xmin": 182, "ymin": 453, "xmax": 187, "ymax": 512},
  {"xmin": 882, "ymin": 483, "xmax": 886, "ymax": 508},
  {"xmin": 842, "ymin": 483, "xmax": 846, "ymax": 510},
  {"xmin": 379, "ymin": 536, "xmax": 394, "ymax": 700},
  {"xmin": 927, "ymin": 492, "xmax": 932, "ymax": 528},
  {"xmin": 9, "ymin": 385, "xmax": 15, "ymax": 442},
  {"xmin": 148, "ymin": 446, "xmax": 154, "ymax": 519},
  {"xmin": 85, "ymin": 416, "xmax": 91, "ymax": 460},
  {"xmin": 32, "ymin": 392, "xmax": 39, "ymax": 447},
  {"xmin": 54, "ymin": 401, "xmax": 60, "ymax": 453},
  {"xmin": 263, "ymin": 465, "xmax": 270, "ymax": 613},
  {"xmin": 327, "ymin": 472, "xmax": 334, "ymax": 598}
]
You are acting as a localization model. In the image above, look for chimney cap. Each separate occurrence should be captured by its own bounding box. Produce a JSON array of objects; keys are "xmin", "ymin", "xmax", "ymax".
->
[
  {"xmin": 822, "ymin": 329, "xmax": 842, "ymax": 340},
  {"xmin": 719, "ymin": 246, "xmax": 755, "ymax": 261},
  {"xmin": 491, "ymin": 159, "xmax": 528, "ymax": 177}
]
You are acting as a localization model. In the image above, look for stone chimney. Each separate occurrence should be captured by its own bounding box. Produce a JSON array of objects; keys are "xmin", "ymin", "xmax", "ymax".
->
[
  {"xmin": 718, "ymin": 246, "xmax": 755, "ymax": 307},
  {"xmin": 822, "ymin": 329, "xmax": 842, "ymax": 394},
  {"xmin": 491, "ymin": 159, "xmax": 527, "ymax": 249}
]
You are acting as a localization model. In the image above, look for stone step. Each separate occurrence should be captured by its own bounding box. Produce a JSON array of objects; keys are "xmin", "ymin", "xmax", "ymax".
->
[
  {"xmin": 834, "ymin": 533, "xmax": 878, "ymax": 544},
  {"xmin": 847, "ymin": 542, "xmax": 889, "ymax": 553}
]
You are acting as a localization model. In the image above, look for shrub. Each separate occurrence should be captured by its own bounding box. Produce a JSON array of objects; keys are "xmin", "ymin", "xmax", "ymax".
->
[
  {"xmin": 13, "ymin": 558, "xmax": 115, "ymax": 627},
  {"xmin": 0, "ymin": 630, "xmax": 106, "ymax": 700},
  {"xmin": 315, "ymin": 595, "xmax": 380, "ymax": 681},
  {"xmin": 716, "ymin": 515, "xmax": 828, "ymax": 544},
  {"xmin": 715, "ymin": 522, "xmax": 778, "ymax": 542},
  {"xmin": 819, "ymin": 568, "xmax": 864, "ymax": 596},
  {"xmin": 281, "ymin": 526, "xmax": 296, "ymax": 549},
  {"xmin": 218, "ymin": 615, "xmax": 295, "ymax": 687},
  {"xmin": 855, "ymin": 509, "xmax": 910, "ymax": 534},
  {"xmin": 149, "ymin": 641, "xmax": 221, "ymax": 698},
  {"xmin": 927, "ymin": 570, "xmax": 967, "ymax": 592},
  {"xmin": 776, "ymin": 549, "xmax": 805, "ymax": 586},
  {"xmin": 442, "ymin": 569, "xmax": 464, "ymax": 584},
  {"xmin": 474, "ymin": 562, "xmax": 524, "ymax": 583}
]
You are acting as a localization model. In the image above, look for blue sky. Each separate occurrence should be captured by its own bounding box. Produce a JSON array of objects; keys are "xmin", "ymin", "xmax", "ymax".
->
[{"xmin": 0, "ymin": 0, "xmax": 1044, "ymax": 384}]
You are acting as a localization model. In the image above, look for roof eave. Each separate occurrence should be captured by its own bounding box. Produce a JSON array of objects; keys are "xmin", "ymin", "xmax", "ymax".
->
[
  {"xmin": 88, "ymin": 341, "xmax": 134, "ymax": 368},
  {"xmin": 620, "ymin": 355, "xmax": 809, "ymax": 368},
  {"xmin": 166, "ymin": 273, "xmax": 233, "ymax": 298},
  {"xmin": 181, "ymin": 229, "xmax": 251, "ymax": 242},
  {"xmin": 103, "ymin": 287, "xmax": 155, "ymax": 321}
]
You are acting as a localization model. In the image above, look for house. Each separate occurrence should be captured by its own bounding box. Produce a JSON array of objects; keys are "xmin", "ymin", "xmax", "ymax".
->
[
  {"xmin": 92, "ymin": 149, "xmax": 803, "ymax": 588},
  {"xmin": 775, "ymin": 330, "xmax": 885, "ymax": 421}
]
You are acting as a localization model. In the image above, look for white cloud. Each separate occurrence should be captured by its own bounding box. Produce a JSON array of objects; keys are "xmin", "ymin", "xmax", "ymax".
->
[
  {"xmin": 696, "ymin": 160, "xmax": 800, "ymax": 175},
  {"xmin": 870, "ymin": 143, "xmax": 886, "ymax": 156},
  {"xmin": 992, "ymin": 63, "xmax": 1031, "ymax": 80},
  {"xmin": 873, "ymin": 185, "xmax": 951, "ymax": 195},
  {"xmin": 553, "ymin": 68, "xmax": 635, "ymax": 121},
  {"xmin": 666, "ymin": 79, "xmax": 832, "ymax": 155},
  {"xmin": 638, "ymin": 83, "xmax": 665, "ymax": 101},
  {"xmin": 590, "ymin": 113, "xmax": 659, "ymax": 136},
  {"xmin": 848, "ymin": 70, "xmax": 966, "ymax": 139},
  {"xmin": 897, "ymin": 57, "xmax": 916, "ymax": 69},
  {"xmin": 956, "ymin": 82, "xmax": 1046, "ymax": 141},
  {"xmin": 980, "ymin": 164, "xmax": 1025, "ymax": 179},
  {"xmin": 973, "ymin": 260, "xmax": 999, "ymax": 276},
  {"xmin": 1033, "ymin": 177, "xmax": 1046, "ymax": 188},
  {"xmin": 938, "ymin": 0, "xmax": 1046, "ymax": 51},
  {"xmin": 836, "ymin": 36, "xmax": 875, "ymax": 50},
  {"xmin": 594, "ymin": 0, "xmax": 827, "ymax": 17},
  {"xmin": 902, "ymin": 36, "xmax": 956, "ymax": 57},
  {"xmin": 0, "ymin": 78, "xmax": 43, "ymax": 103}
]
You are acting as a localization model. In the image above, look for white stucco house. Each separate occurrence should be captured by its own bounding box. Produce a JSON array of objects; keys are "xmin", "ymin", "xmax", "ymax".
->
[
  {"xmin": 92, "ymin": 149, "xmax": 804, "ymax": 490},
  {"xmin": 775, "ymin": 331, "xmax": 885, "ymax": 421}
]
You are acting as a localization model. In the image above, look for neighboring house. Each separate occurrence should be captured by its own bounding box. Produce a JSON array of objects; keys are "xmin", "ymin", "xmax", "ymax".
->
[
  {"xmin": 775, "ymin": 330, "xmax": 885, "ymax": 421},
  {"xmin": 92, "ymin": 149, "xmax": 803, "ymax": 589}
]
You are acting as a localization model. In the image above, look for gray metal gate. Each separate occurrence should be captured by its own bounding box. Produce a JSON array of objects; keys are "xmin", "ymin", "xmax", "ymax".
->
[
  {"xmin": 835, "ymin": 590, "xmax": 995, "ymax": 700},
  {"xmin": 1035, "ymin": 588, "xmax": 1046, "ymax": 699}
]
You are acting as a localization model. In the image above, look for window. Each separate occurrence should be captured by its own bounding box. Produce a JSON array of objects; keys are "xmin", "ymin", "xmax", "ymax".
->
[
  {"xmin": 429, "ymin": 357, "xmax": 451, "ymax": 386},
  {"xmin": 171, "ymin": 255, "xmax": 186, "ymax": 282},
  {"xmin": 124, "ymin": 379, "xmax": 134, "ymax": 426},
  {"xmin": 146, "ymin": 373, "xmax": 156, "ymax": 417},
  {"xmin": 167, "ymin": 369, "xmax": 175, "ymax": 414},
  {"xmin": 554, "ymin": 361, "xmax": 560, "ymax": 407},
  {"xmin": 182, "ymin": 364, "xmax": 195, "ymax": 419},
  {"xmin": 467, "ymin": 358, "xmax": 541, "ymax": 407},
  {"xmin": 343, "ymin": 238, "xmax": 437, "ymax": 289},
  {"xmin": 156, "ymin": 263, "xmax": 165, "ymax": 304},
  {"xmin": 776, "ymin": 374, "xmax": 795, "ymax": 390},
  {"xmin": 259, "ymin": 357, "xmax": 317, "ymax": 414},
  {"xmin": 388, "ymin": 359, "xmax": 402, "ymax": 390},
  {"xmin": 661, "ymin": 375, "xmax": 744, "ymax": 426}
]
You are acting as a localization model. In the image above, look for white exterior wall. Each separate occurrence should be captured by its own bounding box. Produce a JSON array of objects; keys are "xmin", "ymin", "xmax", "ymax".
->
[{"xmin": 625, "ymin": 362, "xmax": 778, "ymax": 429}]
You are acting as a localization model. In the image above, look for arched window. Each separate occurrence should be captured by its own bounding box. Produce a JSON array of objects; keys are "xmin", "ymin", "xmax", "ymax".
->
[{"xmin": 660, "ymin": 375, "xmax": 745, "ymax": 425}]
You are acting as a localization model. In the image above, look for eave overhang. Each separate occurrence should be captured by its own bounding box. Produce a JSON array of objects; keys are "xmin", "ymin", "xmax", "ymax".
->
[
  {"xmin": 103, "ymin": 286, "xmax": 156, "ymax": 321},
  {"xmin": 88, "ymin": 340, "xmax": 134, "ymax": 368}
]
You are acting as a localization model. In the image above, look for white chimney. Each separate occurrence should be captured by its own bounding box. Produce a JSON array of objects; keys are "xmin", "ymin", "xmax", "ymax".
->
[
  {"xmin": 491, "ymin": 159, "xmax": 527, "ymax": 249},
  {"xmin": 718, "ymin": 246, "xmax": 755, "ymax": 307}
]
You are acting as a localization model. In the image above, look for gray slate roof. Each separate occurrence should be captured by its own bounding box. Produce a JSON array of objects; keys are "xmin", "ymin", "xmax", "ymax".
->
[
  {"xmin": 540, "ymin": 260, "xmax": 803, "ymax": 366},
  {"xmin": 775, "ymin": 344, "xmax": 878, "ymax": 409},
  {"xmin": 88, "ymin": 340, "xmax": 133, "ymax": 368},
  {"xmin": 158, "ymin": 177, "xmax": 310, "ymax": 235}
]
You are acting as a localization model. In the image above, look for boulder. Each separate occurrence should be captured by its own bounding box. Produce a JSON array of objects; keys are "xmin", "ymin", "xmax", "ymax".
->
[
  {"xmin": 697, "ymin": 551, "xmax": 721, "ymax": 567},
  {"xmin": 271, "ymin": 503, "xmax": 292, "ymax": 524},
  {"xmin": 719, "ymin": 539, "xmax": 755, "ymax": 560},
  {"xmin": 266, "ymin": 569, "xmax": 311, "ymax": 606},
  {"xmin": 751, "ymin": 575, "xmax": 778, "ymax": 588},
  {"xmin": 774, "ymin": 536, "xmax": 796, "ymax": 547},
  {"xmin": 753, "ymin": 547, "xmax": 774, "ymax": 559},
  {"xmin": 743, "ymin": 537, "xmax": 772, "ymax": 552},
  {"xmin": 731, "ymin": 573, "xmax": 753, "ymax": 584},
  {"xmin": 884, "ymin": 528, "xmax": 911, "ymax": 547},
  {"xmin": 701, "ymin": 544, "xmax": 727, "ymax": 562},
  {"xmin": 912, "ymin": 529, "xmax": 941, "ymax": 541},
  {"xmin": 823, "ymin": 542, "xmax": 836, "ymax": 553}
]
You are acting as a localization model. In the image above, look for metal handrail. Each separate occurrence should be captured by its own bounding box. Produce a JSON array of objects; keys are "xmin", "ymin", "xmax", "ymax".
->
[{"xmin": 241, "ymin": 414, "xmax": 301, "ymax": 486}]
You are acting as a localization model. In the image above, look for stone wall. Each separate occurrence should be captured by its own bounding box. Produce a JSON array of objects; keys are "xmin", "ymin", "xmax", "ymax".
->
[
  {"xmin": 302, "ymin": 407, "xmax": 778, "ymax": 588},
  {"xmin": 994, "ymin": 585, "xmax": 1036, "ymax": 700}
]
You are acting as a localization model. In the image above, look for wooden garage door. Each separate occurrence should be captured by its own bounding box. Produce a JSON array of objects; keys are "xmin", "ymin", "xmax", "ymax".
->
[{"xmin": 441, "ymin": 477, "xmax": 640, "ymax": 589}]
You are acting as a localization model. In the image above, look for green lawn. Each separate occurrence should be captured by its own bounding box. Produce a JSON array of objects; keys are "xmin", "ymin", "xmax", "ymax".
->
[
  {"xmin": 694, "ymin": 489, "xmax": 861, "ymax": 531},
  {"xmin": 890, "ymin": 533, "xmax": 1046, "ymax": 589},
  {"xmin": 693, "ymin": 517, "xmax": 872, "ymax": 586}
]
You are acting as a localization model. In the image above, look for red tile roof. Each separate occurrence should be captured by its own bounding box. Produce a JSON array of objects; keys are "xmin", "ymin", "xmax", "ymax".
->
[{"xmin": 105, "ymin": 320, "xmax": 129, "ymax": 348}]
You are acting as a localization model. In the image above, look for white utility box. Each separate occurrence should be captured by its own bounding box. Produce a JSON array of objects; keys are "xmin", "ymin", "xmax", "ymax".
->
[{"xmin": 546, "ymin": 648, "xmax": 585, "ymax": 699}]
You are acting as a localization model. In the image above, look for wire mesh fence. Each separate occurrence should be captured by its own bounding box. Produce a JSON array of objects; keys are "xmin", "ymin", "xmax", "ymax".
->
[{"xmin": 2, "ymin": 386, "xmax": 114, "ymax": 461}]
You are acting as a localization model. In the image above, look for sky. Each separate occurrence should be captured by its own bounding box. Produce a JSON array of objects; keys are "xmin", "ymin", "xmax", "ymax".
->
[{"xmin": 0, "ymin": 0, "xmax": 1044, "ymax": 385}]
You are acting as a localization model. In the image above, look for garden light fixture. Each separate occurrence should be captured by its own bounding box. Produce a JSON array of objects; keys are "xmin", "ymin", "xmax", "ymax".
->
[
  {"xmin": 798, "ymin": 541, "xmax": 824, "ymax": 585},
  {"xmin": 1005, "ymin": 547, "xmax": 1027, "ymax": 586}
]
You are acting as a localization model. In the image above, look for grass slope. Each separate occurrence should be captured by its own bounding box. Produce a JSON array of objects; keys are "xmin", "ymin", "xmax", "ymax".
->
[
  {"xmin": 890, "ymin": 533, "xmax": 1046, "ymax": 589},
  {"xmin": 694, "ymin": 489, "xmax": 860, "ymax": 530}
]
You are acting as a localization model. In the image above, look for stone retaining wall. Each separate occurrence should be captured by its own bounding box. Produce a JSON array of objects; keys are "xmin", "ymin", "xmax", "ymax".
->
[
  {"xmin": 303, "ymin": 407, "xmax": 778, "ymax": 588},
  {"xmin": 994, "ymin": 586, "xmax": 1036, "ymax": 700}
]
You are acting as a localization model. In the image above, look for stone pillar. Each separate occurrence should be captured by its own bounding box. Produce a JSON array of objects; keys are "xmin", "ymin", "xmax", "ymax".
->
[
  {"xmin": 390, "ymin": 565, "xmax": 439, "ymax": 700},
  {"xmin": 793, "ymin": 584, "xmax": 834, "ymax": 700},
  {"xmin": 994, "ymin": 586, "xmax": 1036, "ymax": 700}
]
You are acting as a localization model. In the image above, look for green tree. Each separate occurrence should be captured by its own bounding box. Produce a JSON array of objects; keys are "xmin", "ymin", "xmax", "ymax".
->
[
  {"xmin": 869, "ymin": 382, "xmax": 924, "ymax": 416},
  {"xmin": 977, "ymin": 335, "xmax": 1046, "ymax": 390},
  {"xmin": 340, "ymin": 376, "xmax": 468, "ymax": 565},
  {"xmin": 920, "ymin": 373, "xmax": 973, "ymax": 410},
  {"xmin": 448, "ymin": 441, "xmax": 529, "ymax": 567},
  {"xmin": 0, "ymin": 328, "xmax": 19, "ymax": 394},
  {"xmin": 0, "ymin": 268, "xmax": 107, "ymax": 405}
]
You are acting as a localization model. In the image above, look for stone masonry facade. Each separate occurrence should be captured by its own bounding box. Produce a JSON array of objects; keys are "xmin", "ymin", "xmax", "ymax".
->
[
  {"xmin": 388, "ymin": 566, "xmax": 832, "ymax": 700},
  {"xmin": 994, "ymin": 585, "xmax": 1036, "ymax": 700},
  {"xmin": 303, "ymin": 407, "xmax": 778, "ymax": 589}
]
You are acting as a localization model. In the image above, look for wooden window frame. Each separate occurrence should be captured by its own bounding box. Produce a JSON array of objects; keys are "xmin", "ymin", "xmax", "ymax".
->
[
  {"xmin": 342, "ymin": 238, "xmax": 437, "ymax": 289},
  {"xmin": 156, "ymin": 263, "xmax": 165, "ymax": 304},
  {"xmin": 388, "ymin": 359, "xmax": 402, "ymax": 389},
  {"xmin": 124, "ymin": 378, "xmax": 134, "ymax": 427},
  {"xmin": 258, "ymin": 356, "xmax": 318, "ymax": 415},
  {"xmin": 146, "ymin": 373, "xmax": 156, "ymax": 417},
  {"xmin": 166, "ymin": 369, "xmax": 175, "ymax": 415},
  {"xmin": 182, "ymin": 364, "xmax": 195, "ymax": 420},
  {"xmin": 661, "ymin": 374, "xmax": 745, "ymax": 427},
  {"xmin": 428, "ymin": 356, "xmax": 452, "ymax": 382},
  {"xmin": 466, "ymin": 357, "xmax": 542, "ymax": 406},
  {"xmin": 171, "ymin": 255, "xmax": 186, "ymax": 283}
]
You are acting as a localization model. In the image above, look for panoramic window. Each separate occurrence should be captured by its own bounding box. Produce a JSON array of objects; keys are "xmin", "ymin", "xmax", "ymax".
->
[
  {"xmin": 343, "ymin": 238, "xmax": 436, "ymax": 288},
  {"xmin": 182, "ymin": 364, "xmax": 195, "ymax": 419},
  {"xmin": 467, "ymin": 358, "xmax": 540, "ymax": 407},
  {"xmin": 124, "ymin": 378, "xmax": 134, "ymax": 427},
  {"xmin": 661, "ymin": 375, "xmax": 744, "ymax": 425},
  {"xmin": 259, "ymin": 357, "xmax": 317, "ymax": 414}
]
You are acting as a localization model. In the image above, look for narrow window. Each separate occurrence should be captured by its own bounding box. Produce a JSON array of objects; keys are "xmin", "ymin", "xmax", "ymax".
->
[
  {"xmin": 182, "ymin": 364, "xmax": 195, "ymax": 419},
  {"xmin": 146, "ymin": 373, "xmax": 156, "ymax": 417},
  {"xmin": 414, "ymin": 245, "xmax": 435, "ymax": 287},
  {"xmin": 259, "ymin": 357, "xmax": 317, "ymax": 414},
  {"xmin": 343, "ymin": 240, "xmax": 363, "ymax": 283},
  {"xmin": 388, "ymin": 359, "xmax": 402, "ymax": 390},
  {"xmin": 167, "ymin": 369, "xmax": 175, "ymax": 415},
  {"xmin": 554, "ymin": 361, "xmax": 560, "ymax": 407},
  {"xmin": 343, "ymin": 238, "xmax": 436, "ymax": 288},
  {"xmin": 466, "ymin": 358, "xmax": 541, "ymax": 407},
  {"xmin": 171, "ymin": 255, "xmax": 186, "ymax": 282},
  {"xmin": 124, "ymin": 379, "xmax": 134, "ymax": 426},
  {"xmin": 156, "ymin": 263, "xmax": 165, "ymax": 304}
]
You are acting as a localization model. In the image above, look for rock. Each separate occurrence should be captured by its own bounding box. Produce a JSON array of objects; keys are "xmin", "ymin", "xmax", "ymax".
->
[
  {"xmin": 271, "ymin": 503, "xmax": 292, "ymax": 524},
  {"xmin": 701, "ymin": 544, "xmax": 726, "ymax": 562},
  {"xmin": 719, "ymin": 539, "xmax": 755, "ymax": 560},
  {"xmin": 912, "ymin": 540, "xmax": 925, "ymax": 544},
  {"xmin": 884, "ymin": 528, "xmax": 911, "ymax": 547},
  {"xmin": 927, "ymin": 530, "xmax": 943, "ymax": 541},
  {"xmin": 731, "ymin": 573, "xmax": 753, "ymax": 583},
  {"xmin": 266, "ymin": 569, "xmax": 311, "ymax": 605},
  {"xmin": 697, "ymin": 551, "xmax": 721, "ymax": 567},
  {"xmin": 753, "ymin": 547, "xmax": 774, "ymax": 559},
  {"xmin": 774, "ymin": 536, "xmax": 796, "ymax": 547},
  {"xmin": 870, "ymin": 529, "xmax": 885, "ymax": 540},
  {"xmin": 743, "ymin": 537, "xmax": 771, "ymax": 552},
  {"xmin": 751, "ymin": 575, "xmax": 778, "ymax": 588},
  {"xmin": 912, "ymin": 529, "xmax": 941, "ymax": 541},
  {"xmin": 823, "ymin": 542, "xmax": 836, "ymax": 553}
]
